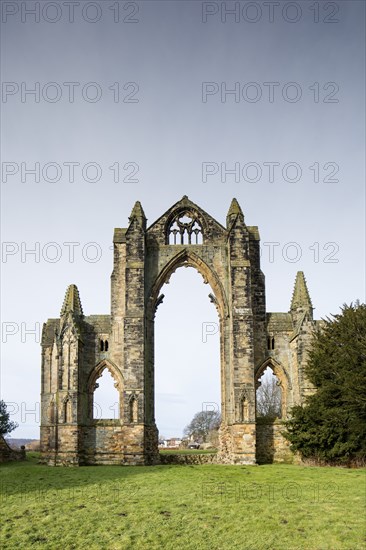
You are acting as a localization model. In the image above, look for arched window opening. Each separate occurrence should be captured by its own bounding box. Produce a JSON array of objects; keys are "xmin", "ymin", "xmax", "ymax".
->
[
  {"xmin": 271, "ymin": 338, "xmax": 275, "ymax": 350},
  {"xmin": 267, "ymin": 336, "xmax": 275, "ymax": 350},
  {"xmin": 63, "ymin": 399, "xmax": 71, "ymax": 423},
  {"xmin": 100, "ymin": 340, "xmax": 109, "ymax": 352},
  {"xmin": 155, "ymin": 266, "xmax": 220, "ymax": 449},
  {"xmin": 129, "ymin": 395, "xmax": 138, "ymax": 423},
  {"xmin": 49, "ymin": 400, "xmax": 55, "ymax": 423},
  {"xmin": 238, "ymin": 395, "xmax": 249, "ymax": 422},
  {"xmin": 256, "ymin": 367, "xmax": 282, "ymax": 419},
  {"xmin": 168, "ymin": 213, "xmax": 203, "ymax": 245},
  {"xmin": 93, "ymin": 368, "xmax": 120, "ymax": 419}
]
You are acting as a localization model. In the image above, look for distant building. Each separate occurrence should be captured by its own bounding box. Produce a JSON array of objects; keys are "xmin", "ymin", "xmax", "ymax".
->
[{"xmin": 167, "ymin": 438, "xmax": 182, "ymax": 448}]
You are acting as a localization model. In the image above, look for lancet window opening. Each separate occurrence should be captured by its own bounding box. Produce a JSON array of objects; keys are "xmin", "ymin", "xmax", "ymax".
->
[{"xmin": 100, "ymin": 340, "xmax": 109, "ymax": 352}]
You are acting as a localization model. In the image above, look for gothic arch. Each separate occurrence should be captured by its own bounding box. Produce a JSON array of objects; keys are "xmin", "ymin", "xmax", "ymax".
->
[
  {"xmin": 128, "ymin": 393, "xmax": 139, "ymax": 423},
  {"xmin": 62, "ymin": 394, "xmax": 72, "ymax": 423},
  {"xmin": 236, "ymin": 387, "xmax": 253, "ymax": 423},
  {"xmin": 147, "ymin": 249, "xmax": 228, "ymax": 321},
  {"xmin": 87, "ymin": 359, "xmax": 124, "ymax": 419},
  {"xmin": 145, "ymin": 247, "xmax": 230, "ymax": 434},
  {"xmin": 42, "ymin": 197, "xmax": 306, "ymax": 466},
  {"xmin": 48, "ymin": 399, "xmax": 55, "ymax": 424},
  {"xmin": 255, "ymin": 357, "xmax": 291, "ymax": 417}
]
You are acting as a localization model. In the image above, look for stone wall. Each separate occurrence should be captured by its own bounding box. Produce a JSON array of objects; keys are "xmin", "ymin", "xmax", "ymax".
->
[
  {"xmin": 159, "ymin": 453, "xmax": 217, "ymax": 465},
  {"xmin": 40, "ymin": 198, "xmax": 318, "ymax": 466},
  {"xmin": 0, "ymin": 435, "xmax": 25, "ymax": 463},
  {"xmin": 256, "ymin": 420, "xmax": 294, "ymax": 464}
]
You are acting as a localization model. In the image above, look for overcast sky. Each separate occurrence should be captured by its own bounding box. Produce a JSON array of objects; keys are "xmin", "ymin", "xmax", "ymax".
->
[{"xmin": 1, "ymin": 0, "xmax": 365, "ymax": 439}]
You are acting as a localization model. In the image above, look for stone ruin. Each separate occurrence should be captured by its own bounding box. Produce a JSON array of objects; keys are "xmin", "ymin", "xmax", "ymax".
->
[{"xmin": 40, "ymin": 197, "xmax": 318, "ymax": 465}]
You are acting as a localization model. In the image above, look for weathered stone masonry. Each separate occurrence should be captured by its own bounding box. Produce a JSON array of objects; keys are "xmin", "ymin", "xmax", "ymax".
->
[{"xmin": 40, "ymin": 197, "xmax": 318, "ymax": 465}]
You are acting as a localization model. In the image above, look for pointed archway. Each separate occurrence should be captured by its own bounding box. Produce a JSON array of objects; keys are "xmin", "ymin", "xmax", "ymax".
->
[
  {"xmin": 87, "ymin": 359, "xmax": 124, "ymax": 420},
  {"xmin": 153, "ymin": 264, "xmax": 221, "ymax": 449},
  {"xmin": 255, "ymin": 357, "xmax": 291, "ymax": 417},
  {"xmin": 40, "ymin": 197, "xmax": 318, "ymax": 466}
]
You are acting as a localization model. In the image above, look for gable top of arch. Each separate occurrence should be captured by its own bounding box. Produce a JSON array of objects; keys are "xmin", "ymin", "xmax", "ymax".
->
[
  {"xmin": 112, "ymin": 197, "xmax": 260, "ymax": 245},
  {"xmin": 146, "ymin": 195, "xmax": 226, "ymax": 237}
]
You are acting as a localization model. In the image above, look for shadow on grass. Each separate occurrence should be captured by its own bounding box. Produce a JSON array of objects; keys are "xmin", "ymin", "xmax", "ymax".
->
[
  {"xmin": 0, "ymin": 451, "xmax": 226, "ymax": 503},
  {"xmin": 2, "ymin": 451, "xmax": 364, "ymax": 506}
]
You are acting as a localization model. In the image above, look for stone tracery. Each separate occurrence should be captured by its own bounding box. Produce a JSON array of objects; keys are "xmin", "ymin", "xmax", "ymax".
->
[
  {"xmin": 168, "ymin": 212, "xmax": 203, "ymax": 244},
  {"xmin": 40, "ymin": 197, "xmax": 318, "ymax": 466}
]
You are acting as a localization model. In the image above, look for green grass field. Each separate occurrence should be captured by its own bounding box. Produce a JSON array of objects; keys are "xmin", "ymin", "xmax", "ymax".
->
[
  {"xmin": 1, "ymin": 453, "xmax": 365, "ymax": 550},
  {"xmin": 159, "ymin": 448, "xmax": 217, "ymax": 454}
]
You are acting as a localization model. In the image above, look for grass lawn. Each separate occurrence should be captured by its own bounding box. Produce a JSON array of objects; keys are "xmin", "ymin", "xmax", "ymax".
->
[{"xmin": 0, "ymin": 453, "xmax": 365, "ymax": 550}]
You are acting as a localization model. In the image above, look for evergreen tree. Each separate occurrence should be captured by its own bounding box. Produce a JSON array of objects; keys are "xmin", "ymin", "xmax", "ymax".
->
[
  {"xmin": 0, "ymin": 400, "xmax": 18, "ymax": 436},
  {"xmin": 284, "ymin": 302, "xmax": 366, "ymax": 464}
]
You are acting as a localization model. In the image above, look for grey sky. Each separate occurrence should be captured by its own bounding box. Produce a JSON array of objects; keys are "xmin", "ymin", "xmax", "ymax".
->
[{"xmin": 1, "ymin": 0, "xmax": 365, "ymax": 438}]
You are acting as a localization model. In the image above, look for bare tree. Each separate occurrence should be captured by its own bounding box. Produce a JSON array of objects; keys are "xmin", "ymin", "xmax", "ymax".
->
[
  {"xmin": 256, "ymin": 373, "xmax": 282, "ymax": 418},
  {"xmin": 183, "ymin": 410, "xmax": 221, "ymax": 443}
]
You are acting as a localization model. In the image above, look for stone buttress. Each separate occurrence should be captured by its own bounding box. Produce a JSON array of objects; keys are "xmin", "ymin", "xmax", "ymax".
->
[{"xmin": 40, "ymin": 197, "xmax": 319, "ymax": 465}]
